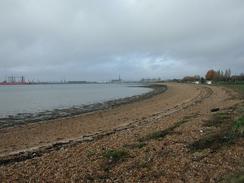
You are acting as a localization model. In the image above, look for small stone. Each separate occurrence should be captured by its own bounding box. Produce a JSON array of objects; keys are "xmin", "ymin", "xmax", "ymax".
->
[{"xmin": 210, "ymin": 108, "xmax": 220, "ymax": 112}]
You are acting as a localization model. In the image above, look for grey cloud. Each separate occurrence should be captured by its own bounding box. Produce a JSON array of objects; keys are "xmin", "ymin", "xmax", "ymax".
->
[{"xmin": 0, "ymin": 0, "xmax": 244, "ymax": 81}]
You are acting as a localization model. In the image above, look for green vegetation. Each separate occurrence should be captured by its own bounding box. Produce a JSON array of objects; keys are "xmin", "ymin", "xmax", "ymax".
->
[
  {"xmin": 221, "ymin": 170, "xmax": 244, "ymax": 183},
  {"xmin": 103, "ymin": 149, "xmax": 129, "ymax": 163},
  {"xmin": 227, "ymin": 175, "xmax": 244, "ymax": 183},
  {"xmin": 188, "ymin": 132, "xmax": 236, "ymax": 152},
  {"xmin": 226, "ymin": 84, "xmax": 244, "ymax": 92},
  {"xmin": 139, "ymin": 130, "xmax": 168, "ymax": 141},
  {"xmin": 233, "ymin": 116, "xmax": 244, "ymax": 137},
  {"xmin": 123, "ymin": 142, "xmax": 147, "ymax": 149},
  {"xmin": 203, "ymin": 112, "xmax": 231, "ymax": 127},
  {"xmin": 86, "ymin": 149, "xmax": 96, "ymax": 158},
  {"xmin": 139, "ymin": 119, "xmax": 189, "ymax": 142},
  {"xmin": 189, "ymin": 110, "xmax": 244, "ymax": 152},
  {"xmin": 218, "ymin": 82, "xmax": 244, "ymax": 98},
  {"xmin": 216, "ymin": 81, "xmax": 244, "ymax": 85}
]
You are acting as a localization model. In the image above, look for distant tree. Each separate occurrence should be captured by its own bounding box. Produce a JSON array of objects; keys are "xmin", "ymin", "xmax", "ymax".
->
[
  {"xmin": 182, "ymin": 75, "xmax": 201, "ymax": 82},
  {"xmin": 205, "ymin": 70, "xmax": 218, "ymax": 80},
  {"xmin": 194, "ymin": 75, "xmax": 201, "ymax": 81},
  {"xmin": 220, "ymin": 70, "xmax": 224, "ymax": 80},
  {"xmin": 216, "ymin": 70, "xmax": 223, "ymax": 81},
  {"xmin": 182, "ymin": 76, "xmax": 195, "ymax": 82},
  {"xmin": 224, "ymin": 68, "xmax": 231, "ymax": 81},
  {"xmin": 200, "ymin": 77, "xmax": 205, "ymax": 83},
  {"xmin": 216, "ymin": 70, "xmax": 220, "ymax": 80}
]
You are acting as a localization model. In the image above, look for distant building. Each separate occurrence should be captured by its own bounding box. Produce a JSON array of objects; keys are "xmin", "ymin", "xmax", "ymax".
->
[
  {"xmin": 111, "ymin": 75, "xmax": 122, "ymax": 83},
  {"xmin": 0, "ymin": 75, "xmax": 29, "ymax": 85},
  {"xmin": 7, "ymin": 76, "xmax": 26, "ymax": 83}
]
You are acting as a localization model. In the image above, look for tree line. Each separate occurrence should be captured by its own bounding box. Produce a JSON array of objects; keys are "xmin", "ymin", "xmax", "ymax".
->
[
  {"xmin": 182, "ymin": 69, "xmax": 244, "ymax": 82},
  {"xmin": 205, "ymin": 69, "xmax": 231, "ymax": 81}
]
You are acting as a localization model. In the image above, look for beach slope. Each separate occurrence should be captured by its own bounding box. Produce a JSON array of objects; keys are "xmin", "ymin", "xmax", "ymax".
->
[{"xmin": 0, "ymin": 83, "xmax": 243, "ymax": 182}]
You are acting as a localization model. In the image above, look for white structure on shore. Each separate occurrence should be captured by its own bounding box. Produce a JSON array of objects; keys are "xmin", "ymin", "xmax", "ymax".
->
[
  {"xmin": 206, "ymin": 80, "xmax": 212, "ymax": 85},
  {"xmin": 192, "ymin": 81, "xmax": 200, "ymax": 84}
]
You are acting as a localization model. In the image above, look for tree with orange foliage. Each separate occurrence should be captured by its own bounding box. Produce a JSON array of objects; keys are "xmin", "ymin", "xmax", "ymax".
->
[{"xmin": 205, "ymin": 69, "xmax": 218, "ymax": 80}]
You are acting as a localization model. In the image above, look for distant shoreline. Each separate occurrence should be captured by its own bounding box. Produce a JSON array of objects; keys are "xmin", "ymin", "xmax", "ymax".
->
[
  {"xmin": 0, "ymin": 81, "xmax": 153, "ymax": 86},
  {"xmin": 0, "ymin": 84, "xmax": 167, "ymax": 129}
]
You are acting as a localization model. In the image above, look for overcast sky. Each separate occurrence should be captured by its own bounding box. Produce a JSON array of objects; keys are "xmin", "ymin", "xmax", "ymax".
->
[{"xmin": 0, "ymin": 0, "xmax": 244, "ymax": 81}]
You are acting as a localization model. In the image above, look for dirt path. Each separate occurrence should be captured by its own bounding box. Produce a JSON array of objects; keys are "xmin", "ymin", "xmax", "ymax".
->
[{"xmin": 0, "ymin": 83, "xmax": 243, "ymax": 182}]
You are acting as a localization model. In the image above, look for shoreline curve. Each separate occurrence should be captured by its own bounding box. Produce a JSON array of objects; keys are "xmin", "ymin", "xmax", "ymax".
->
[{"xmin": 0, "ymin": 84, "xmax": 167, "ymax": 129}]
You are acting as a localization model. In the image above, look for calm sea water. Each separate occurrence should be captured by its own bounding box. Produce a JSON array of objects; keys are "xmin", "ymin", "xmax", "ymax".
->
[{"xmin": 0, "ymin": 84, "xmax": 151, "ymax": 117}]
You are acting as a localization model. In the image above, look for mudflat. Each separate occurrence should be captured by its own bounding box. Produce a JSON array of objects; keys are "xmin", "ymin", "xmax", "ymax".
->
[{"xmin": 0, "ymin": 83, "xmax": 243, "ymax": 182}]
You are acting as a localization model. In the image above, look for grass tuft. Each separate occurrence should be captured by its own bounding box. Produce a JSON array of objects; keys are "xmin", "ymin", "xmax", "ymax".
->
[
  {"xmin": 233, "ymin": 116, "xmax": 244, "ymax": 136},
  {"xmin": 204, "ymin": 112, "xmax": 231, "ymax": 127},
  {"xmin": 123, "ymin": 142, "xmax": 147, "ymax": 149},
  {"xmin": 139, "ymin": 131, "xmax": 168, "ymax": 142},
  {"xmin": 139, "ymin": 119, "xmax": 189, "ymax": 142},
  {"xmin": 103, "ymin": 149, "xmax": 129, "ymax": 163},
  {"xmin": 188, "ymin": 132, "xmax": 235, "ymax": 152},
  {"xmin": 221, "ymin": 170, "xmax": 244, "ymax": 183},
  {"xmin": 189, "ymin": 111, "xmax": 244, "ymax": 152}
]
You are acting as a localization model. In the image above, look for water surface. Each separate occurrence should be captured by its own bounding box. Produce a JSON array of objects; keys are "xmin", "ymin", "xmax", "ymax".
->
[{"xmin": 0, "ymin": 84, "xmax": 151, "ymax": 117}]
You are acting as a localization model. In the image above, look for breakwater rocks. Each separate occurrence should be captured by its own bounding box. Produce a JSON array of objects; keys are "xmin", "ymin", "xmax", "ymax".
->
[{"xmin": 0, "ymin": 85, "xmax": 167, "ymax": 129}]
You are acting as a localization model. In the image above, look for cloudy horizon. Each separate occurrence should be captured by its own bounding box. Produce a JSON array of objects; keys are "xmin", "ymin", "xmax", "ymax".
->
[{"xmin": 0, "ymin": 0, "xmax": 244, "ymax": 81}]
